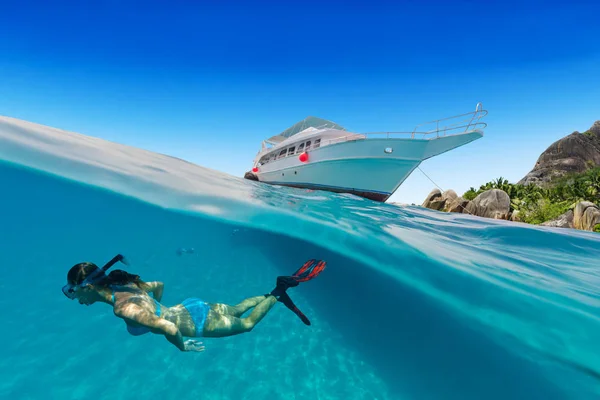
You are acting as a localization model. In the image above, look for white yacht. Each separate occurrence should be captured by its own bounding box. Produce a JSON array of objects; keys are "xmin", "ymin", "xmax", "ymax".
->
[{"xmin": 246, "ymin": 104, "xmax": 487, "ymax": 202}]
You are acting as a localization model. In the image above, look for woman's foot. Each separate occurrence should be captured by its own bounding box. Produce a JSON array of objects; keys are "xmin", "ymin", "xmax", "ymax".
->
[{"xmin": 270, "ymin": 276, "xmax": 299, "ymax": 298}]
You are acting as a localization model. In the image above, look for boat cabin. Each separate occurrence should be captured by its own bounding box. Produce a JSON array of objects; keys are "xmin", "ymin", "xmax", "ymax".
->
[{"xmin": 259, "ymin": 137, "xmax": 322, "ymax": 165}]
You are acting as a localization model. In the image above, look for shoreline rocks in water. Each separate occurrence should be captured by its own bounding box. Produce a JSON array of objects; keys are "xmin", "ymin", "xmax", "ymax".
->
[
  {"xmin": 419, "ymin": 119, "xmax": 600, "ymax": 233},
  {"xmin": 422, "ymin": 188, "xmax": 512, "ymax": 220},
  {"xmin": 536, "ymin": 202, "xmax": 600, "ymax": 231},
  {"xmin": 422, "ymin": 188, "xmax": 443, "ymax": 209},
  {"xmin": 540, "ymin": 210, "xmax": 574, "ymax": 228},
  {"xmin": 573, "ymin": 202, "xmax": 600, "ymax": 231},
  {"xmin": 467, "ymin": 189, "xmax": 511, "ymax": 220},
  {"xmin": 421, "ymin": 187, "xmax": 599, "ymax": 233}
]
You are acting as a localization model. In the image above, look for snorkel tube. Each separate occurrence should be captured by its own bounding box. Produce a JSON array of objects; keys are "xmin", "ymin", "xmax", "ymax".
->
[{"xmin": 62, "ymin": 254, "xmax": 130, "ymax": 299}]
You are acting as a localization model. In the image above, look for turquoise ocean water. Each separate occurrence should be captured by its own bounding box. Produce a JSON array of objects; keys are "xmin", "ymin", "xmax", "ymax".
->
[{"xmin": 1, "ymin": 158, "xmax": 600, "ymax": 400}]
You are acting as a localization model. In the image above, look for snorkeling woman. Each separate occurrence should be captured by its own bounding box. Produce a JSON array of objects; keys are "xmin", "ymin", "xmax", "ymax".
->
[{"xmin": 62, "ymin": 254, "xmax": 326, "ymax": 352}]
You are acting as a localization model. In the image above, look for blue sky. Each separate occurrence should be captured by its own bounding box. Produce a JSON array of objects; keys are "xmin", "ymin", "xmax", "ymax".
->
[{"xmin": 1, "ymin": 0, "xmax": 599, "ymax": 204}]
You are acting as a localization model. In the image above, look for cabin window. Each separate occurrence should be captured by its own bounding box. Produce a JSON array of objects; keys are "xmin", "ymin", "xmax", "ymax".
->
[
  {"xmin": 287, "ymin": 146, "xmax": 295, "ymax": 156},
  {"xmin": 296, "ymin": 143, "xmax": 305, "ymax": 154},
  {"xmin": 314, "ymin": 139, "xmax": 321, "ymax": 148},
  {"xmin": 278, "ymin": 149, "xmax": 287, "ymax": 159},
  {"xmin": 305, "ymin": 141, "xmax": 312, "ymax": 151}
]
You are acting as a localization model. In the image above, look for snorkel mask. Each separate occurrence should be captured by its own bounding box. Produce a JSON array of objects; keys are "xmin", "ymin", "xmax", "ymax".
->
[{"xmin": 62, "ymin": 254, "xmax": 129, "ymax": 299}]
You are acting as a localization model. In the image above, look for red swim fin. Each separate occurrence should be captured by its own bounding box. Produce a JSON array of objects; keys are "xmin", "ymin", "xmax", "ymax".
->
[
  {"xmin": 292, "ymin": 259, "xmax": 327, "ymax": 283},
  {"xmin": 276, "ymin": 259, "xmax": 326, "ymax": 325}
]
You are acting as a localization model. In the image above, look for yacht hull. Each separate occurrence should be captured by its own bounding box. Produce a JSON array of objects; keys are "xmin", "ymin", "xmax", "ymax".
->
[{"xmin": 253, "ymin": 131, "xmax": 482, "ymax": 202}]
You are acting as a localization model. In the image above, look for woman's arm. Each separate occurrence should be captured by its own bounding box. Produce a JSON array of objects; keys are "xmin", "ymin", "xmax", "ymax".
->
[
  {"xmin": 114, "ymin": 303, "xmax": 202, "ymax": 352},
  {"xmin": 143, "ymin": 281, "xmax": 164, "ymax": 302}
]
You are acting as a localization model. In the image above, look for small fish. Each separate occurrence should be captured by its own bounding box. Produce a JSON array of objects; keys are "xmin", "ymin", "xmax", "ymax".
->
[{"xmin": 176, "ymin": 247, "xmax": 195, "ymax": 256}]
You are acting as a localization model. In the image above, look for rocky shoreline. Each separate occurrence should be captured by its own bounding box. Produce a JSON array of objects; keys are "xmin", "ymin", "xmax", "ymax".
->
[
  {"xmin": 420, "ymin": 120, "xmax": 600, "ymax": 233},
  {"xmin": 421, "ymin": 187, "xmax": 600, "ymax": 232}
]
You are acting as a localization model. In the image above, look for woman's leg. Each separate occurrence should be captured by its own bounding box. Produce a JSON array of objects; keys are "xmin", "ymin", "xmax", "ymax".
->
[
  {"xmin": 211, "ymin": 295, "xmax": 268, "ymax": 317},
  {"xmin": 203, "ymin": 295, "xmax": 278, "ymax": 338}
]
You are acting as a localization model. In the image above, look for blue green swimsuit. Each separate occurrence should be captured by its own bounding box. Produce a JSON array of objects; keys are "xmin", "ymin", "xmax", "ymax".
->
[{"xmin": 111, "ymin": 287, "xmax": 209, "ymax": 337}]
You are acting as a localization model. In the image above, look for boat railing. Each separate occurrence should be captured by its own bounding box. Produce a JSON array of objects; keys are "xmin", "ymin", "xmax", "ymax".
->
[
  {"xmin": 411, "ymin": 102, "xmax": 487, "ymax": 136},
  {"xmin": 323, "ymin": 103, "xmax": 487, "ymax": 145}
]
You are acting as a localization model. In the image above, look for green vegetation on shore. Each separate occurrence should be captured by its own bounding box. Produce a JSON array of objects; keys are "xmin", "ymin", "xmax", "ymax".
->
[{"xmin": 463, "ymin": 168, "xmax": 600, "ymax": 225}]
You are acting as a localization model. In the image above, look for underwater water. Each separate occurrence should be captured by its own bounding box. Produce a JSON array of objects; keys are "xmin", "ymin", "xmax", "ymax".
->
[{"xmin": 1, "ymin": 128, "xmax": 600, "ymax": 399}]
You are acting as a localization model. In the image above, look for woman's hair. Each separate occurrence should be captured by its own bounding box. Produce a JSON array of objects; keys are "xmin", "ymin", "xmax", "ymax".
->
[{"xmin": 67, "ymin": 262, "xmax": 149, "ymax": 291}]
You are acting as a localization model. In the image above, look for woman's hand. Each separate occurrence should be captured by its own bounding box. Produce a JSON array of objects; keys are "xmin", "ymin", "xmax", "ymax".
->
[{"xmin": 184, "ymin": 340, "xmax": 205, "ymax": 352}]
